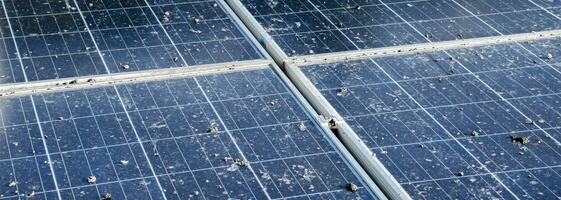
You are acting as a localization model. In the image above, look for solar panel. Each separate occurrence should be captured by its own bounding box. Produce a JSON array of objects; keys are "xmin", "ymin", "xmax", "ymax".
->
[
  {"xmin": 239, "ymin": 0, "xmax": 561, "ymax": 57},
  {"xmin": 0, "ymin": 68, "xmax": 379, "ymax": 199},
  {"xmin": 300, "ymin": 39, "xmax": 561, "ymax": 199},
  {"xmin": 0, "ymin": 0, "xmax": 263, "ymax": 83}
]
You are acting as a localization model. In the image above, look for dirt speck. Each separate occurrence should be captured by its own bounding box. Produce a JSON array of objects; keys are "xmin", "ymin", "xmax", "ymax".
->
[
  {"xmin": 336, "ymin": 87, "xmax": 349, "ymax": 96},
  {"xmin": 87, "ymin": 175, "xmax": 97, "ymax": 184},
  {"xmin": 8, "ymin": 181, "xmax": 16, "ymax": 187},
  {"xmin": 102, "ymin": 193, "xmax": 112, "ymax": 200},
  {"xmin": 278, "ymin": 174, "xmax": 291, "ymax": 185},
  {"xmin": 471, "ymin": 130, "xmax": 480, "ymax": 137},
  {"xmin": 545, "ymin": 53, "xmax": 553, "ymax": 61},
  {"xmin": 298, "ymin": 122, "xmax": 307, "ymax": 132},
  {"xmin": 511, "ymin": 135, "xmax": 530, "ymax": 145},
  {"xmin": 119, "ymin": 160, "xmax": 129, "ymax": 166},
  {"xmin": 456, "ymin": 172, "xmax": 465, "ymax": 176},
  {"xmin": 260, "ymin": 170, "xmax": 271, "ymax": 180},
  {"xmin": 189, "ymin": 29, "xmax": 202, "ymax": 34},
  {"xmin": 207, "ymin": 123, "xmax": 219, "ymax": 134},
  {"xmin": 346, "ymin": 182, "xmax": 358, "ymax": 192},
  {"xmin": 27, "ymin": 191, "xmax": 35, "ymax": 198}
]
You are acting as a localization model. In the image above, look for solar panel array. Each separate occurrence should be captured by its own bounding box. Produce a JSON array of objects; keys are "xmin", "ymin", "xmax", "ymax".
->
[
  {"xmin": 2, "ymin": 0, "xmax": 561, "ymax": 199},
  {"xmin": 0, "ymin": 68, "xmax": 379, "ymax": 199},
  {"xmin": 301, "ymin": 39, "xmax": 561, "ymax": 199},
  {"xmin": 241, "ymin": 0, "xmax": 561, "ymax": 57}
]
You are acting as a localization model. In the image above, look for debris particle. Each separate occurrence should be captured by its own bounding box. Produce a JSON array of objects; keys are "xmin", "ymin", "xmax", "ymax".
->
[
  {"xmin": 269, "ymin": 99, "xmax": 279, "ymax": 107},
  {"xmin": 538, "ymin": 119, "xmax": 546, "ymax": 124},
  {"xmin": 189, "ymin": 29, "xmax": 202, "ymax": 34},
  {"xmin": 355, "ymin": 5, "xmax": 362, "ymax": 10},
  {"xmin": 226, "ymin": 158, "xmax": 249, "ymax": 171},
  {"xmin": 213, "ymin": 3, "xmax": 218, "ymax": 7},
  {"xmin": 153, "ymin": 147, "xmax": 159, "ymax": 157},
  {"xmin": 27, "ymin": 191, "xmax": 35, "ymax": 198},
  {"xmin": 8, "ymin": 181, "xmax": 16, "ymax": 187},
  {"xmin": 380, "ymin": 149, "xmax": 388, "ymax": 154},
  {"xmin": 327, "ymin": 118, "xmax": 337, "ymax": 129},
  {"xmin": 234, "ymin": 158, "xmax": 249, "ymax": 168},
  {"xmin": 164, "ymin": 11, "xmax": 171, "ymax": 17},
  {"xmin": 193, "ymin": 18, "xmax": 202, "ymax": 24},
  {"xmin": 336, "ymin": 87, "xmax": 349, "ymax": 96},
  {"xmin": 525, "ymin": 119, "xmax": 534, "ymax": 125},
  {"xmin": 308, "ymin": 185, "xmax": 315, "ymax": 191},
  {"xmin": 193, "ymin": 191, "xmax": 200, "ymax": 196},
  {"xmin": 346, "ymin": 182, "xmax": 358, "ymax": 193},
  {"xmin": 173, "ymin": 57, "xmax": 179, "ymax": 62},
  {"xmin": 121, "ymin": 64, "xmax": 130, "ymax": 70},
  {"xmin": 69, "ymin": 79, "xmax": 78, "ymax": 84},
  {"xmin": 260, "ymin": 170, "xmax": 271, "ymax": 180},
  {"xmin": 88, "ymin": 3, "xmax": 94, "ymax": 7},
  {"xmin": 87, "ymin": 78, "xmax": 95, "ymax": 83},
  {"xmin": 546, "ymin": 53, "xmax": 553, "ymax": 61},
  {"xmin": 456, "ymin": 172, "xmax": 464, "ymax": 177},
  {"xmin": 278, "ymin": 174, "xmax": 291, "ymax": 185},
  {"xmin": 102, "ymin": 193, "xmax": 112, "ymax": 200},
  {"xmin": 87, "ymin": 176, "xmax": 97, "ymax": 184},
  {"xmin": 298, "ymin": 122, "xmax": 307, "ymax": 132},
  {"xmin": 207, "ymin": 124, "xmax": 219, "ymax": 134},
  {"xmin": 57, "ymin": 117, "xmax": 64, "ymax": 121},
  {"xmin": 471, "ymin": 130, "xmax": 480, "ymax": 137},
  {"xmin": 120, "ymin": 160, "xmax": 129, "ymax": 166},
  {"xmin": 511, "ymin": 135, "xmax": 530, "ymax": 145}
]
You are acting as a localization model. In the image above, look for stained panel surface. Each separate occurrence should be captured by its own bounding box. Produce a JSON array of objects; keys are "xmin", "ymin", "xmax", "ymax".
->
[
  {"xmin": 240, "ymin": 0, "xmax": 561, "ymax": 57},
  {"xmin": 301, "ymin": 40, "xmax": 561, "ymax": 199},
  {"xmin": 0, "ymin": 68, "xmax": 379, "ymax": 199},
  {"xmin": 0, "ymin": 0, "xmax": 263, "ymax": 84}
]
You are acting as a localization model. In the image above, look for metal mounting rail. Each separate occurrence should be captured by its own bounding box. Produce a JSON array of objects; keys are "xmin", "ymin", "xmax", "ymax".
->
[
  {"xmin": 0, "ymin": 59, "xmax": 272, "ymax": 97},
  {"xmin": 221, "ymin": 0, "xmax": 387, "ymax": 198},
  {"xmin": 290, "ymin": 29, "xmax": 561, "ymax": 65},
  {"xmin": 225, "ymin": 0, "xmax": 409, "ymax": 199}
]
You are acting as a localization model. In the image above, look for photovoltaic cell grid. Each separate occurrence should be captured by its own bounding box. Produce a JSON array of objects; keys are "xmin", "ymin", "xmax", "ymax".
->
[
  {"xmin": 301, "ymin": 39, "xmax": 561, "ymax": 199},
  {"xmin": 0, "ymin": 0, "xmax": 263, "ymax": 83},
  {"xmin": 0, "ymin": 68, "xmax": 378, "ymax": 199},
  {"xmin": 240, "ymin": 0, "xmax": 561, "ymax": 57}
]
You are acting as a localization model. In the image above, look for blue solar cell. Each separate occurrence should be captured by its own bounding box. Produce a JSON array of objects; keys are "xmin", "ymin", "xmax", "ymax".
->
[
  {"xmin": 0, "ymin": 68, "xmax": 379, "ymax": 199},
  {"xmin": 301, "ymin": 38, "xmax": 561, "ymax": 198}
]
